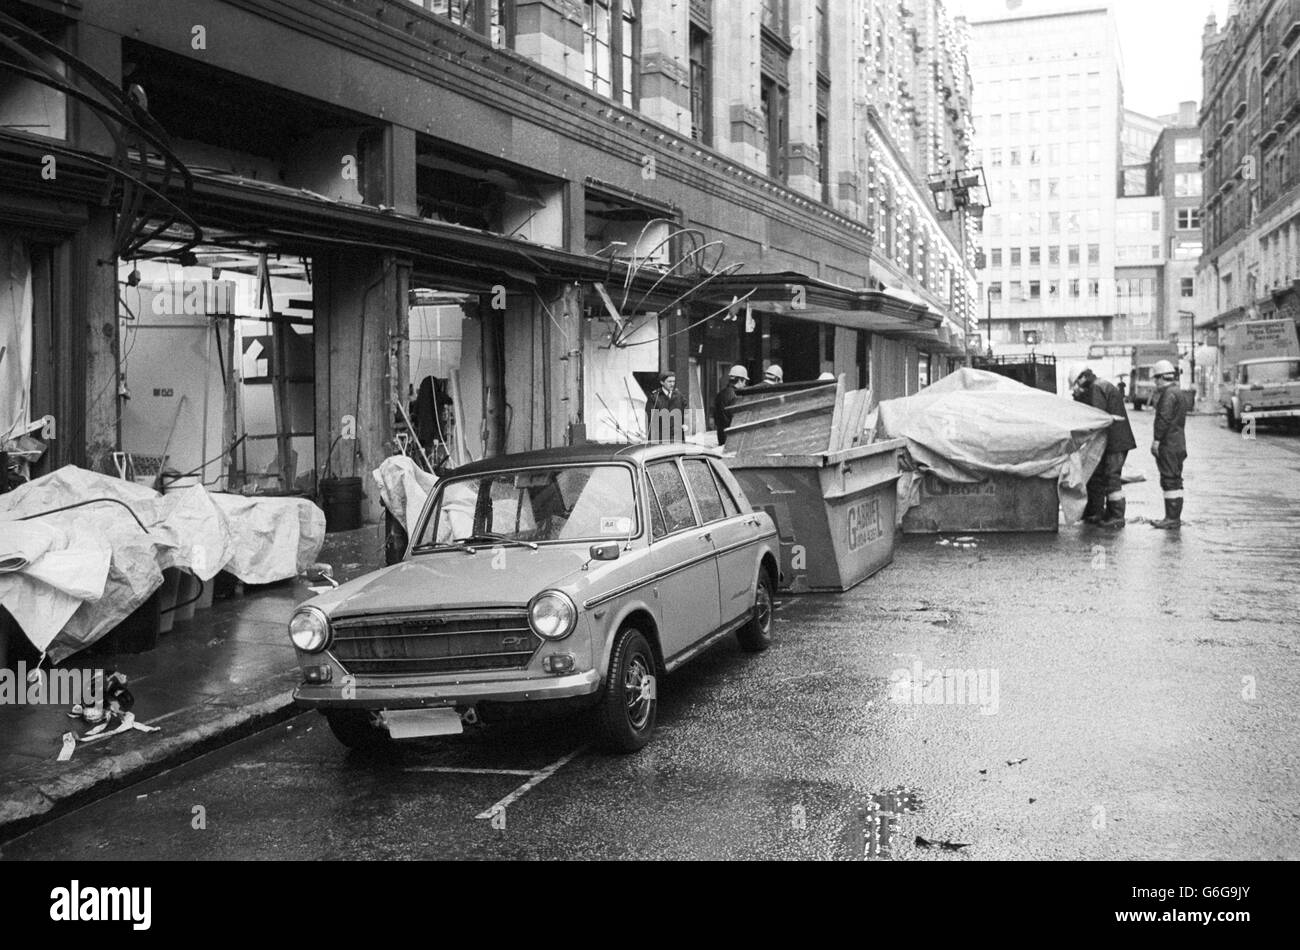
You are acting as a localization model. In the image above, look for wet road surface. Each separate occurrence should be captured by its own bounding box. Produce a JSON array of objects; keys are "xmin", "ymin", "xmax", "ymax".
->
[{"xmin": 3, "ymin": 416, "xmax": 1297, "ymax": 860}]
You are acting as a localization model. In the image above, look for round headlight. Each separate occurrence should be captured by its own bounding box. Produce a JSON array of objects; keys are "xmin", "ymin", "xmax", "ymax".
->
[
  {"xmin": 1242, "ymin": 404, "xmax": 1253, "ymax": 413},
  {"xmin": 528, "ymin": 591, "xmax": 577, "ymax": 641},
  {"xmin": 289, "ymin": 606, "xmax": 330, "ymax": 653}
]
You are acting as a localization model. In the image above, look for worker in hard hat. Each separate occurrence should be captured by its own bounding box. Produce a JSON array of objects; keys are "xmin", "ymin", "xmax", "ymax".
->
[
  {"xmin": 762, "ymin": 364, "xmax": 784, "ymax": 385},
  {"xmin": 714, "ymin": 364, "xmax": 749, "ymax": 446},
  {"xmin": 1149, "ymin": 360, "xmax": 1187, "ymax": 529},
  {"xmin": 1069, "ymin": 364, "xmax": 1136, "ymax": 526}
]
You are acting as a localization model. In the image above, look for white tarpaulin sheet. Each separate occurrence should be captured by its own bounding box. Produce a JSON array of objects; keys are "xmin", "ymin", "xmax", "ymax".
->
[
  {"xmin": 206, "ymin": 492, "xmax": 325, "ymax": 585},
  {"xmin": 0, "ymin": 466, "xmax": 325, "ymax": 660},
  {"xmin": 372, "ymin": 456, "xmax": 437, "ymax": 535},
  {"xmin": 876, "ymin": 369, "xmax": 1113, "ymax": 524}
]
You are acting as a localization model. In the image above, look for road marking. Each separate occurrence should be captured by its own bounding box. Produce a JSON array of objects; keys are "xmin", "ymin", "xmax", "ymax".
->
[
  {"xmin": 475, "ymin": 746, "xmax": 587, "ymax": 820},
  {"xmin": 144, "ymin": 702, "xmax": 209, "ymax": 726},
  {"xmin": 404, "ymin": 766, "xmax": 537, "ymax": 777}
]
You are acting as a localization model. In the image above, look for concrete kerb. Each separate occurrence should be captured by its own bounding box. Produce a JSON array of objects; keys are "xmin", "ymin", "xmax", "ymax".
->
[{"xmin": 0, "ymin": 686, "xmax": 301, "ymax": 845}]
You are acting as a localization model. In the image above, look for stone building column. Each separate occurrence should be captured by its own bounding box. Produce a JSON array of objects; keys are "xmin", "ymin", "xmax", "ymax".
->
[
  {"xmin": 638, "ymin": 1, "xmax": 691, "ymax": 134},
  {"xmin": 715, "ymin": 0, "xmax": 764, "ymax": 171},
  {"xmin": 515, "ymin": 0, "xmax": 587, "ymax": 84}
]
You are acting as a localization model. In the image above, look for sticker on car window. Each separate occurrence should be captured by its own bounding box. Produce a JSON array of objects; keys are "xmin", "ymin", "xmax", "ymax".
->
[{"xmin": 600, "ymin": 516, "xmax": 632, "ymax": 534}]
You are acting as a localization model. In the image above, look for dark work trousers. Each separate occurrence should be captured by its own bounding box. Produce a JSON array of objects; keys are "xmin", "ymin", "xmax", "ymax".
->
[
  {"xmin": 1156, "ymin": 443, "xmax": 1186, "ymax": 493},
  {"xmin": 1088, "ymin": 450, "xmax": 1128, "ymax": 499}
]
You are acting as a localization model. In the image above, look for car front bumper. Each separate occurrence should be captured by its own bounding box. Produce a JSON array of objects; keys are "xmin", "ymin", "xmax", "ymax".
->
[
  {"xmin": 293, "ymin": 668, "xmax": 602, "ymax": 709},
  {"xmin": 1241, "ymin": 408, "xmax": 1300, "ymax": 421}
]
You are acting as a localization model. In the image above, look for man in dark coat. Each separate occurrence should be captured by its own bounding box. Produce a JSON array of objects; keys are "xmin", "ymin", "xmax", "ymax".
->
[
  {"xmin": 645, "ymin": 372, "xmax": 688, "ymax": 442},
  {"xmin": 1070, "ymin": 365, "xmax": 1137, "ymax": 527},
  {"xmin": 713, "ymin": 364, "xmax": 749, "ymax": 446},
  {"xmin": 1149, "ymin": 360, "xmax": 1187, "ymax": 529}
]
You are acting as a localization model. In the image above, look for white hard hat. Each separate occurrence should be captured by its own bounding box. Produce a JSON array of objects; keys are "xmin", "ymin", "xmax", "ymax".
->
[
  {"xmin": 763, "ymin": 364, "xmax": 784, "ymax": 382},
  {"xmin": 728, "ymin": 364, "xmax": 749, "ymax": 381},
  {"xmin": 817, "ymin": 372, "xmax": 836, "ymax": 381},
  {"xmin": 1152, "ymin": 359, "xmax": 1177, "ymax": 378},
  {"xmin": 1067, "ymin": 363, "xmax": 1091, "ymax": 387}
]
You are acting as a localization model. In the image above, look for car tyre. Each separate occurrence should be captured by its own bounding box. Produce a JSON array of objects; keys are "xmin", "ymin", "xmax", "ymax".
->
[
  {"xmin": 323, "ymin": 709, "xmax": 393, "ymax": 750},
  {"xmin": 1226, "ymin": 407, "xmax": 1243, "ymax": 432},
  {"xmin": 594, "ymin": 627, "xmax": 657, "ymax": 753},
  {"xmin": 737, "ymin": 571, "xmax": 774, "ymax": 653}
]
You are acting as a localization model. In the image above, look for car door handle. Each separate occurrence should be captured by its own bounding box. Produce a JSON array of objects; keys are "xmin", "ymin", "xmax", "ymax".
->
[{"xmin": 701, "ymin": 532, "xmax": 712, "ymax": 542}]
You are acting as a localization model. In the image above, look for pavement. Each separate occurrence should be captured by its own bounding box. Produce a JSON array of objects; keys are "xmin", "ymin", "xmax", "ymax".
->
[
  {"xmin": 2, "ymin": 414, "xmax": 1297, "ymax": 858},
  {"xmin": 0, "ymin": 523, "xmax": 386, "ymax": 841}
]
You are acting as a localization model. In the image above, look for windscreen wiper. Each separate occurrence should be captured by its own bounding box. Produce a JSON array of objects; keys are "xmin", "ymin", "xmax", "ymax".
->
[
  {"xmin": 411, "ymin": 533, "xmax": 540, "ymax": 554},
  {"xmin": 456, "ymin": 533, "xmax": 540, "ymax": 553}
]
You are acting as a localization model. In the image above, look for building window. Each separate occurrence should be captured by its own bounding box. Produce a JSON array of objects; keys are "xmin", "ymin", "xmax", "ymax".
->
[
  {"xmin": 1029, "ymin": 280, "xmax": 1041, "ymax": 299},
  {"xmin": 689, "ymin": 25, "xmax": 712, "ymax": 144},
  {"xmin": 761, "ymin": 0, "xmax": 787, "ymax": 35},
  {"xmin": 1176, "ymin": 207, "xmax": 1201, "ymax": 230},
  {"xmin": 583, "ymin": 0, "xmax": 637, "ymax": 106},
  {"xmin": 1175, "ymin": 172, "xmax": 1202, "ymax": 197},
  {"xmin": 1068, "ymin": 246, "xmax": 1080, "ymax": 264},
  {"xmin": 1010, "ymin": 247, "xmax": 1022, "ymax": 266},
  {"xmin": 1030, "ymin": 247, "xmax": 1041, "ymax": 265},
  {"xmin": 1181, "ymin": 277, "xmax": 1194, "ymax": 297},
  {"xmin": 620, "ymin": 2, "xmax": 636, "ymax": 107},
  {"xmin": 991, "ymin": 248, "xmax": 1003, "ymax": 267},
  {"xmin": 990, "ymin": 148, "xmax": 1002, "ymax": 167},
  {"xmin": 1175, "ymin": 138, "xmax": 1201, "ymax": 164},
  {"xmin": 817, "ymin": 113, "xmax": 830, "ymax": 203},
  {"xmin": 1049, "ymin": 245, "xmax": 1060, "ymax": 264},
  {"xmin": 1069, "ymin": 278, "xmax": 1080, "ymax": 297},
  {"xmin": 760, "ymin": 75, "xmax": 788, "ymax": 181},
  {"xmin": 419, "ymin": 1, "xmax": 510, "ymax": 44},
  {"xmin": 1088, "ymin": 244, "xmax": 1099, "ymax": 264}
]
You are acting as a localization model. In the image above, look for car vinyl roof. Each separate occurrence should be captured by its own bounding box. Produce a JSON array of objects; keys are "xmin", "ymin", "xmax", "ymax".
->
[{"xmin": 445, "ymin": 442, "xmax": 719, "ymax": 476}]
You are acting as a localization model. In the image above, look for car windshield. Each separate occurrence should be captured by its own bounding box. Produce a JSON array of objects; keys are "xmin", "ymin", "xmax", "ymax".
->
[
  {"xmin": 414, "ymin": 464, "xmax": 638, "ymax": 549},
  {"xmin": 1242, "ymin": 360, "xmax": 1300, "ymax": 385}
]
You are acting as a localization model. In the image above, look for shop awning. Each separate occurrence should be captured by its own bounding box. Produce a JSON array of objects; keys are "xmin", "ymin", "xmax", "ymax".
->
[
  {"xmin": 703, "ymin": 273, "xmax": 942, "ymax": 337},
  {"xmin": 163, "ymin": 168, "xmax": 699, "ymax": 301}
]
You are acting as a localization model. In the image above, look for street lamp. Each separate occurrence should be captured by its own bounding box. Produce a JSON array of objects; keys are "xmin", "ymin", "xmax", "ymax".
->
[{"xmin": 927, "ymin": 166, "xmax": 991, "ymax": 365}]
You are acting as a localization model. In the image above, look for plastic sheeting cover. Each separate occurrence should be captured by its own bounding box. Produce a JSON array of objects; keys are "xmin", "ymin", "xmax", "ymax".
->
[
  {"xmin": 372, "ymin": 456, "xmax": 437, "ymax": 535},
  {"xmin": 0, "ymin": 466, "xmax": 325, "ymax": 660},
  {"xmin": 877, "ymin": 368, "xmax": 1114, "ymax": 524}
]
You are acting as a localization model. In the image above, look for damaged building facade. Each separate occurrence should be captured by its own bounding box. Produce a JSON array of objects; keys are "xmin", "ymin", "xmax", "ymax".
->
[{"xmin": 1, "ymin": 0, "xmax": 977, "ymax": 522}]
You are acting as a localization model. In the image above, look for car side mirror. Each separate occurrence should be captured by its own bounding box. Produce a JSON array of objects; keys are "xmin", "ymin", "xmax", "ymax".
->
[{"xmin": 589, "ymin": 543, "xmax": 621, "ymax": 561}]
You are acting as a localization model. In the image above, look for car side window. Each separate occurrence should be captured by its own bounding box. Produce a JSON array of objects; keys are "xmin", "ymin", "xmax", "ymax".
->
[
  {"xmin": 647, "ymin": 461, "xmax": 698, "ymax": 536},
  {"xmin": 646, "ymin": 478, "xmax": 668, "ymax": 539},
  {"xmin": 682, "ymin": 458, "xmax": 726, "ymax": 523},
  {"xmin": 707, "ymin": 460, "xmax": 741, "ymax": 517}
]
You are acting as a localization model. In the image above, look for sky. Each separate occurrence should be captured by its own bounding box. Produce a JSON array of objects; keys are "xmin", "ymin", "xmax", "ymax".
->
[{"xmin": 947, "ymin": 0, "xmax": 1233, "ymax": 117}]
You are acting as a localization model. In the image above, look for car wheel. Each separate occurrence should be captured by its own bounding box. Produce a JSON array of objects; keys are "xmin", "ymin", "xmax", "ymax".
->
[
  {"xmin": 737, "ymin": 571, "xmax": 774, "ymax": 653},
  {"xmin": 323, "ymin": 710, "xmax": 393, "ymax": 750},
  {"xmin": 1227, "ymin": 407, "xmax": 1243, "ymax": 432},
  {"xmin": 1131, "ymin": 399, "xmax": 1142, "ymax": 411},
  {"xmin": 594, "ymin": 627, "xmax": 657, "ymax": 753}
]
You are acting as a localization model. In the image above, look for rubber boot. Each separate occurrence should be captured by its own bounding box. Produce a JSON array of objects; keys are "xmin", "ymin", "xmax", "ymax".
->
[
  {"xmin": 1151, "ymin": 497, "xmax": 1183, "ymax": 529},
  {"xmin": 1098, "ymin": 496, "xmax": 1127, "ymax": 528},
  {"xmin": 1081, "ymin": 489, "xmax": 1106, "ymax": 524}
]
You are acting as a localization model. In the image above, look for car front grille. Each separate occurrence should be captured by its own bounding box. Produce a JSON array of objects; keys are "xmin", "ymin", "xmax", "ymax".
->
[{"xmin": 329, "ymin": 609, "xmax": 541, "ymax": 676}]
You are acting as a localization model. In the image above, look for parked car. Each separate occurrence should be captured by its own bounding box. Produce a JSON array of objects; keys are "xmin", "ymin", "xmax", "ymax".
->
[{"xmin": 290, "ymin": 443, "xmax": 780, "ymax": 753}]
